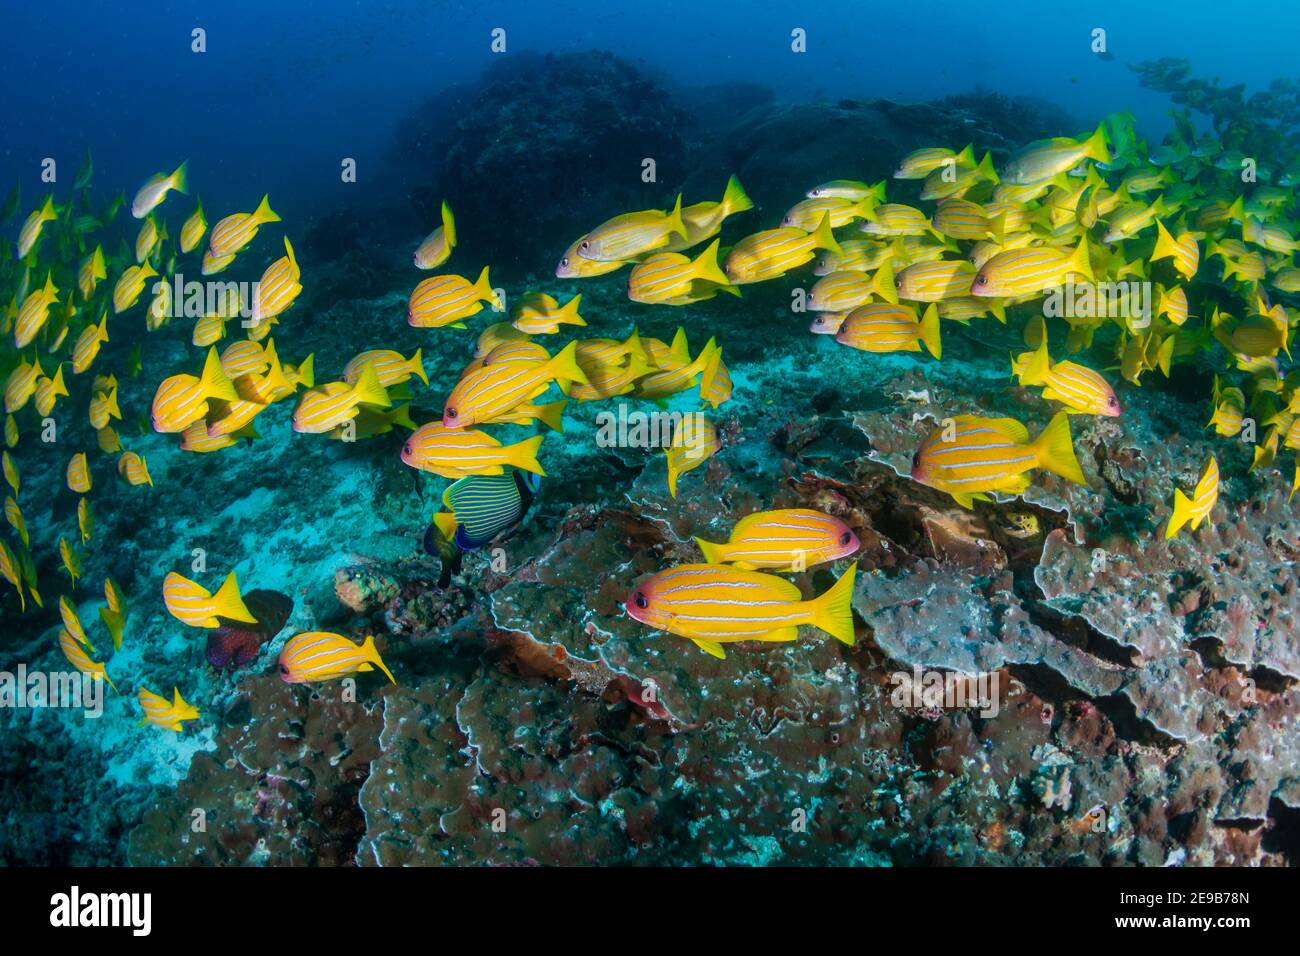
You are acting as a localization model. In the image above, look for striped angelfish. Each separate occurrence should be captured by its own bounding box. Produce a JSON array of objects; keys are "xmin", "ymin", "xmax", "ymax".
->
[{"xmin": 431, "ymin": 470, "xmax": 540, "ymax": 552}]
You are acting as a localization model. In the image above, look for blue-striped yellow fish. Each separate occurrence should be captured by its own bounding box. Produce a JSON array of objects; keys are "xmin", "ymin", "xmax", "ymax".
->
[
  {"xmin": 163, "ymin": 570, "xmax": 258, "ymax": 629},
  {"xmin": 343, "ymin": 348, "xmax": 426, "ymax": 388},
  {"xmin": 511, "ymin": 291, "xmax": 585, "ymax": 333},
  {"xmin": 118, "ymin": 451, "xmax": 153, "ymax": 486},
  {"xmin": 1165, "ymin": 457, "xmax": 1218, "ymax": 539},
  {"xmin": 14, "ymin": 273, "xmax": 59, "ymax": 347},
  {"xmin": 138, "ymin": 687, "xmax": 200, "ymax": 731},
  {"xmin": 132, "ymin": 161, "xmax": 187, "ymax": 218},
  {"xmin": 666, "ymin": 414, "xmax": 720, "ymax": 498},
  {"xmin": 1151, "ymin": 220, "xmax": 1199, "ymax": 279},
  {"xmin": 723, "ymin": 215, "xmax": 840, "ymax": 285},
  {"xmin": 408, "ymin": 266, "xmax": 500, "ymax": 328},
  {"xmin": 1011, "ymin": 336, "xmax": 1121, "ymax": 416},
  {"xmin": 577, "ymin": 196, "xmax": 687, "ymax": 262},
  {"xmin": 1001, "ymin": 124, "xmax": 1110, "ymax": 185},
  {"xmin": 624, "ymin": 562, "xmax": 857, "ymax": 659},
  {"xmin": 72, "ymin": 312, "xmax": 110, "ymax": 373},
  {"xmin": 628, "ymin": 240, "xmax": 731, "ymax": 305},
  {"xmin": 66, "ymin": 452, "xmax": 91, "ymax": 493},
  {"xmin": 17, "ymin": 196, "xmax": 57, "ymax": 258},
  {"xmin": 292, "ymin": 363, "xmax": 389, "ymax": 434},
  {"xmin": 835, "ymin": 302, "xmax": 941, "ymax": 359},
  {"xmin": 250, "ymin": 237, "xmax": 302, "ymax": 326},
  {"xmin": 971, "ymin": 240, "xmax": 1093, "ymax": 298},
  {"xmin": 401, "ymin": 423, "xmax": 544, "ymax": 478},
  {"xmin": 278, "ymin": 632, "xmax": 395, "ymax": 684},
  {"xmin": 59, "ymin": 628, "xmax": 116, "ymax": 692},
  {"xmin": 180, "ymin": 198, "xmax": 207, "ymax": 253},
  {"xmin": 207, "ymin": 194, "xmax": 280, "ymax": 258},
  {"xmin": 413, "ymin": 200, "xmax": 456, "ymax": 270},
  {"xmin": 112, "ymin": 261, "xmax": 159, "ymax": 313},
  {"xmin": 442, "ymin": 341, "xmax": 586, "ymax": 428},
  {"xmin": 911, "ymin": 412, "xmax": 1086, "ymax": 508},
  {"xmin": 694, "ymin": 509, "xmax": 858, "ymax": 572},
  {"xmin": 893, "ymin": 145, "xmax": 975, "ymax": 180},
  {"xmin": 152, "ymin": 347, "xmax": 239, "ymax": 433}
]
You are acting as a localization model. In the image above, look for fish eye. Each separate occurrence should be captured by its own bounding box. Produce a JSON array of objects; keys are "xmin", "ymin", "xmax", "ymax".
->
[
  {"xmin": 912, "ymin": 453, "xmax": 921, "ymax": 467},
  {"xmin": 445, "ymin": 407, "xmax": 457, "ymax": 419},
  {"xmin": 840, "ymin": 531, "xmax": 852, "ymax": 545},
  {"xmin": 1108, "ymin": 395, "xmax": 1118, "ymax": 407},
  {"xmin": 579, "ymin": 241, "xmax": 590, "ymax": 252},
  {"xmin": 895, "ymin": 277, "xmax": 902, "ymax": 288},
  {"xmin": 633, "ymin": 591, "xmax": 648, "ymax": 610},
  {"xmin": 561, "ymin": 257, "xmax": 569, "ymax": 267},
  {"xmin": 402, "ymin": 443, "xmax": 411, "ymax": 456},
  {"xmin": 975, "ymin": 274, "xmax": 987, "ymax": 284}
]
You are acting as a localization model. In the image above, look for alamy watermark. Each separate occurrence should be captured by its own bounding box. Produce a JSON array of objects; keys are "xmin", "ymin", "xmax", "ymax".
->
[
  {"xmin": 888, "ymin": 666, "xmax": 1001, "ymax": 718},
  {"xmin": 1043, "ymin": 279, "xmax": 1152, "ymax": 327},
  {"xmin": 595, "ymin": 405, "xmax": 710, "ymax": 459},
  {"xmin": 0, "ymin": 664, "xmax": 104, "ymax": 718}
]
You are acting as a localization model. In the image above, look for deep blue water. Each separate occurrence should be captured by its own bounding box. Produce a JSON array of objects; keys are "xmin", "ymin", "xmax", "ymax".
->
[{"xmin": 3, "ymin": 0, "xmax": 1296, "ymax": 223}]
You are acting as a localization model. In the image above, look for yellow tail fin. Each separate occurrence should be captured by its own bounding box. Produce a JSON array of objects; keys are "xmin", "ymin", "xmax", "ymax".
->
[
  {"xmin": 918, "ymin": 304, "xmax": 941, "ymax": 359},
  {"xmin": 872, "ymin": 255, "xmax": 898, "ymax": 304},
  {"xmin": 808, "ymin": 563, "xmax": 858, "ymax": 646},
  {"xmin": 691, "ymin": 239, "xmax": 730, "ymax": 287},
  {"xmin": 558, "ymin": 293, "xmax": 585, "ymax": 327},
  {"xmin": 252, "ymin": 194, "xmax": 280, "ymax": 225},
  {"xmin": 507, "ymin": 434, "xmax": 546, "ymax": 476},
  {"xmin": 212, "ymin": 571, "xmax": 257, "ymax": 623},
  {"xmin": 1031, "ymin": 412, "xmax": 1086, "ymax": 485},
  {"xmin": 1164, "ymin": 488, "xmax": 1194, "ymax": 539},
  {"xmin": 440, "ymin": 201, "xmax": 456, "ymax": 247},
  {"xmin": 351, "ymin": 361, "xmax": 391, "ymax": 408},
  {"xmin": 361, "ymin": 635, "xmax": 396, "ymax": 684},
  {"xmin": 534, "ymin": 399, "xmax": 567, "ymax": 433},
  {"xmin": 720, "ymin": 174, "xmax": 753, "ymax": 216},
  {"xmin": 1013, "ymin": 336, "xmax": 1051, "ymax": 386},
  {"xmin": 543, "ymin": 340, "xmax": 589, "ymax": 385},
  {"xmin": 694, "ymin": 537, "xmax": 728, "ymax": 564},
  {"xmin": 1081, "ymin": 122, "xmax": 1111, "ymax": 164},
  {"xmin": 810, "ymin": 212, "xmax": 842, "ymax": 257},
  {"xmin": 408, "ymin": 347, "xmax": 428, "ymax": 385},
  {"xmin": 1067, "ymin": 237, "xmax": 1094, "ymax": 282},
  {"xmin": 665, "ymin": 193, "xmax": 687, "ymax": 239},
  {"xmin": 199, "ymin": 346, "xmax": 238, "ymax": 403}
]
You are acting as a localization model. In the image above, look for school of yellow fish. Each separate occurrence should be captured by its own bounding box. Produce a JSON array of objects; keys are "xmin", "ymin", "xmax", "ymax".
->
[{"xmin": 2, "ymin": 107, "xmax": 1295, "ymax": 727}]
